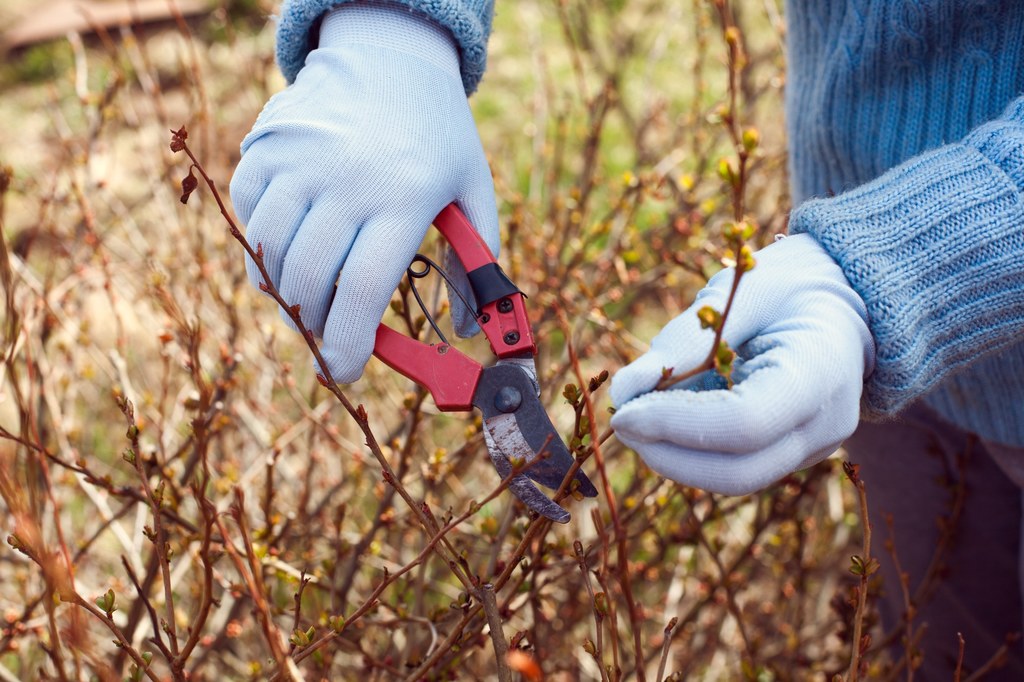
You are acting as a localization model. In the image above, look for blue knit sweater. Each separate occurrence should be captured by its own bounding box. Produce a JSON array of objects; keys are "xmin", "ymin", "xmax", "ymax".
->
[
  {"xmin": 785, "ymin": 1, "xmax": 1024, "ymax": 447},
  {"xmin": 275, "ymin": 0, "xmax": 1024, "ymax": 447}
]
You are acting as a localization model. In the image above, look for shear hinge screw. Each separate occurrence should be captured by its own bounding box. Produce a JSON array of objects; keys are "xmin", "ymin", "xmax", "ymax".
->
[
  {"xmin": 494, "ymin": 387, "xmax": 522, "ymax": 413},
  {"xmin": 503, "ymin": 331, "xmax": 520, "ymax": 346}
]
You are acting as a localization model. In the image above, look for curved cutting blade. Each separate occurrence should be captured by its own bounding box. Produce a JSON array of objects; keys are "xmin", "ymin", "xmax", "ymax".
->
[
  {"xmin": 473, "ymin": 361, "xmax": 599, "ymax": 511},
  {"xmin": 482, "ymin": 415, "xmax": 571, "ymax": 523}
]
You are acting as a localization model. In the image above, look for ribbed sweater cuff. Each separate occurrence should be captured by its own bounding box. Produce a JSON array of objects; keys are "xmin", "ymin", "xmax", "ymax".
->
[
  {"xmin": 789, "ymin": 142, "xmax": 1024, "ymax": 418},
  {"xmin": 275, "ymin": 0, "xmax": 493, "ymax": 93}
]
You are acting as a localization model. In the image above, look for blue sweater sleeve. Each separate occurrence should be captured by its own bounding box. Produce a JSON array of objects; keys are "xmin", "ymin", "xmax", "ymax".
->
[
  {"xmin": 275, "ymin": 0, "xmax": 495, "ymax": 93},
  {"xmin": 789, "ymin": 96, "xmax": 1024, "ymax": 424}
]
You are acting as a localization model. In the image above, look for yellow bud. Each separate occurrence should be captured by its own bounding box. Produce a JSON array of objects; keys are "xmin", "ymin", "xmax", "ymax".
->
[{"xmin": 741, "ymin": 127, "xmax": 760, "ymax": 152}]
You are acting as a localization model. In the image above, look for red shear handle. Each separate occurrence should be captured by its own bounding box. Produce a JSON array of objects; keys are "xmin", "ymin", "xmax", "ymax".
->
[
  {"xmin": 373, "ymin": 325, "xmax": 482, "ymax": 411},
  {"xmin": 433, "ymin": 204, "xmax": 536, "ymax": 358}
]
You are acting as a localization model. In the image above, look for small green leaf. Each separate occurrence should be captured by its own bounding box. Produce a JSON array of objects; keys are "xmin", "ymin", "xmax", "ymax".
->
[{"xmin": 95, "ymin": 588, "xmax": 116, "ymax": 617}]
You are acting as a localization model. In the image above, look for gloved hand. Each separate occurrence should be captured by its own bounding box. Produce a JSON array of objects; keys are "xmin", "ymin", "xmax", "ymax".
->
[
  {"xmin": 609, "ymin": 234, "xmax": 875, "ymax": 495},
  {"xmin": 230, "ymin": 2, "xmax": 499, "ymax": 383}
]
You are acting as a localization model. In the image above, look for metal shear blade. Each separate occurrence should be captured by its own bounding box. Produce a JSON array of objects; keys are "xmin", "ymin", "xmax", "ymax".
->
[
  {"xmin": 481, "ymin": 414, "xmax": 572, "ymax": 524},
  {"xmin": 473, "ymin": 361, "xmax": 598, "ymax": 522}
]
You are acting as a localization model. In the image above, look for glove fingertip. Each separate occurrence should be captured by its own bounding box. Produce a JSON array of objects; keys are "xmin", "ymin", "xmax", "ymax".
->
[
  {"xmin": 610, "ymin": 352, "xmax": 673, "ymax": 407},
  {"xmin": 317, "ymin": 345, "xmax": 367, "ymax": 386},
  {"xmin": 246, "ymin": 257, "xmax": 274, "ymax": 298},
  {"xmin": 278, "ymin": 306, "xmax": 305, "ymax": 335},
  {"xmin": 452, "ymin": 314, "xmax": 481, "ymax": 339},
  {"xmin": 442, "ymin": 244, "xmax": 482, "ymax": 339},
  {"xmin": 608, "ymin": 405, "xmax": 645, "ymax": 440},
  {"xmin": 228, "ymin": 165, "xmax": 268, "ymax": 227}
]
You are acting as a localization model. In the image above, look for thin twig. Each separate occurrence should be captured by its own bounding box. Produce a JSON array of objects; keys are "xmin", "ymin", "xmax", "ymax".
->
[
  {"xmin": 557, "ymin": 305, "xmax": 645, "ymax": 681},
  {"xmin": 954, "ymin": 632, "xmax": 965, "ymax": 682},
  {"xmin": 845, "ymin": 462, "xmax": 873, "ymax": 682},
  {"xmin": 657, "ymin": 617, "xmax": 679, "ymax": 682},
  {"xmin": 963, "ymin": 633, "xmax": 1021, "ymax": 682},
  {"xmin": 480, "ymin": 584, "xmax": 512, "ymax": 682}
]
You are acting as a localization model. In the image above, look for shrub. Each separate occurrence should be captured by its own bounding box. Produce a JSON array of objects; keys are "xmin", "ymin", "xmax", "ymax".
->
[{"xmin": 0, "ymin": 2, "xmax": 926, "ymax": 680}]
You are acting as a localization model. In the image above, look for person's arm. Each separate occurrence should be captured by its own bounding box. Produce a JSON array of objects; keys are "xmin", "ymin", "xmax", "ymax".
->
[
  {"xmin": 230, "ymin": 1, "xmax": 499, "ymax": 384},
  {"xmin": 788, "ymin": 96, "xmax": 1024, "ymax": 420},
  {"xmin": 275, "ymin": 0, "xmax": 495, "ymax": 94},
  {"xmin": 609, "ymin": 97, "xmax": 1024, "ymax": 494}
]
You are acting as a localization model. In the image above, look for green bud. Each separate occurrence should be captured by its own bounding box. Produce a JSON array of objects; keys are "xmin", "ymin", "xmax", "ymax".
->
[
  {"xmin": 697, "ymin": 306, "xmax": 722, "ymax": 331},
  {"xmin": 849, "ymin": 555, "xmax": 880, "ymax": 577},
  {"xmin": 289, "ymin": 626, "xmax": 315, "ymax": 648},
  {"xmin": 717, "ymin": 157, "xmax": 737, "ymax": 185},
  {"xmin": 95, "ymin": 588, "xmax": 116, "ymax": 617}
]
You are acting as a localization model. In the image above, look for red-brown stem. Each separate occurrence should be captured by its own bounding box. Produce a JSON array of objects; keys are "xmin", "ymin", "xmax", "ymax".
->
[
  {"xmin": 177, "ymin": 136, "xmax": 476, "ymax": 590},
  {"xmin": 656, "ymin": 617, "xmax": 678, "ymax": 682},
  {"xmin": 576, "ymin": 540, "xmax": 610, "ymax": 682},
  {"xmin": 215, "ymin": 508, "xmax": 294, "ymax": 679},
  {"xmin": 120, "ymin": 400, "xmax": 179, "ymax": 658},
  {"xmin": 656, "ymin": 0, "xmax": 751, "ymax": 393},
  {"xmin": 72, "ymin": 595, "xmax": 161, "ymax": 682},
  {"xmin": 174, "ymin": 493, "xmax": 218, "ymax": 667},
  {"xmin": 883, "ymin": 514, "xmax": 917, "ymax": 682},
  {"xmin": 557, "ymin": 306, "xmax": 646, "ymax": 682},
  {"xmin": 848, "ymin": 472, "xmax": 872, "ymax": 682},
  {"xmin": 275, "ymin": 465, "xmax": 528, "ymax": 676}
]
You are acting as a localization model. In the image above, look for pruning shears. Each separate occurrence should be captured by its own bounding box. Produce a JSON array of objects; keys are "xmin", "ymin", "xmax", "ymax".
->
[{"xmin": 372, "ymin": 204, "xmax": 598, "ymax": 523}]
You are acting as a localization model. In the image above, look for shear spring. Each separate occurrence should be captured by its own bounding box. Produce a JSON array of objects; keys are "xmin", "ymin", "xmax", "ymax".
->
[{"xmin": 406, "ymin": 254, "xmax": 479, "ymax": 345}]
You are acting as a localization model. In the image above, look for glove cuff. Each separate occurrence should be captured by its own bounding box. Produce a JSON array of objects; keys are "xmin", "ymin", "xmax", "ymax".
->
[
  {"xmin": 276, "ymin": 0, "xmax": 493, "ymax": 93},
  {"xmin": 319, "ymin": 2, "xmax": 461, "ymax": 82}
]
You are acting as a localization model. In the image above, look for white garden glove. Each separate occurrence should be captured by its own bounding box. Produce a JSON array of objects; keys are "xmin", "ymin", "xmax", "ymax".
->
[
  {"xmin": 229, "ymin": 2, "xmax": 499, "ymax": 382},
  {"xmin": 609, "ymin": 234, "xmax": 875, "ymax": 495}
]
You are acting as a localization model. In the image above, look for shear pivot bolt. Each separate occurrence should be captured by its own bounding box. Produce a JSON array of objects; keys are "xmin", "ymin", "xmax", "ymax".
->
[
  {"xmin": 503, "ymin": 331, "xmax": 520, "ymax": 345},
  {"xmin": 494, "ymin": 387, "xmax": 522, "ymax": 413}
]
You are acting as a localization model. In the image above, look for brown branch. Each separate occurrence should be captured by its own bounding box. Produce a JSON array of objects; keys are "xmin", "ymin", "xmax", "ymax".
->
[
  {"xmin": 556, "ymin": 305, "xmax": 645, "ymax": 681},
  {"xmin": 480, "ymin": 584, "xmax": 512, "ymax": 682},
  {"xmin": 845, "ymin": 462, "xmax": 874, "ymax": 682}
]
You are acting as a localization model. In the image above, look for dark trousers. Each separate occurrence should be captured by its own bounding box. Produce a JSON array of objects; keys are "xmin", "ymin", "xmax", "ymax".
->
[{"xmin": 846, "ymin": 404, "xmax": 1024, "ymax": 680}]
